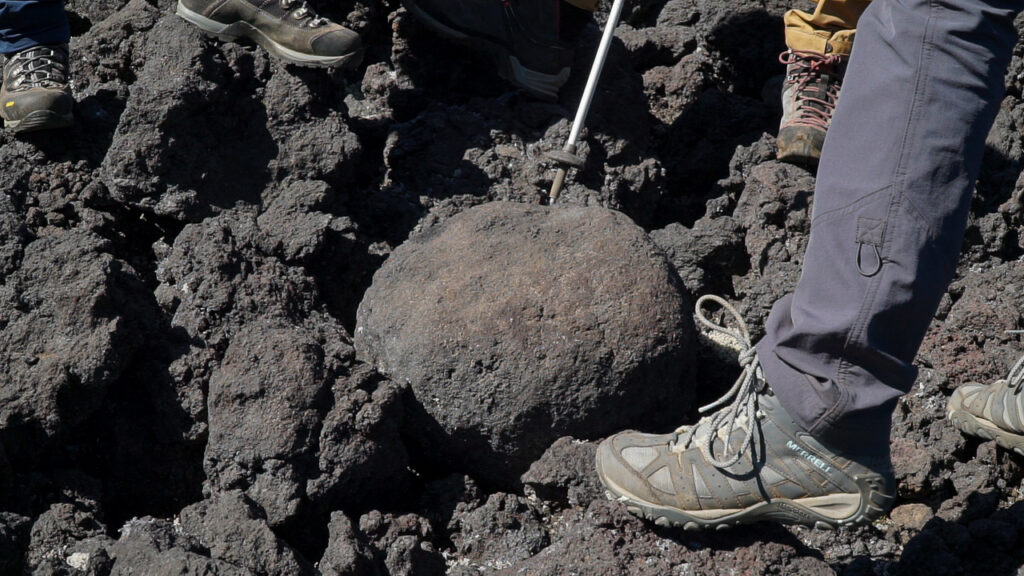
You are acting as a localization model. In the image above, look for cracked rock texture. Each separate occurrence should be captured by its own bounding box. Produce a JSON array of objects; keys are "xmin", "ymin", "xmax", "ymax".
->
[{"xmin": 2, "ymin": 0, "xmax": 1024, "ymax": 573}]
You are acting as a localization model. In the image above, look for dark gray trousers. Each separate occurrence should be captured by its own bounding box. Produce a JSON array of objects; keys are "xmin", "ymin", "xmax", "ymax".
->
[{"xmin": 757, "ymin": 0, "xmax": 1022, "ymax": 454}]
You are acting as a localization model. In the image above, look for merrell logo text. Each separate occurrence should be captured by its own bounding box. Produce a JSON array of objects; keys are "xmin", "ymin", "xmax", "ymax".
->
[{"xmin": 787, "ymin": 440, "xmax": 832, "ymax": 473}]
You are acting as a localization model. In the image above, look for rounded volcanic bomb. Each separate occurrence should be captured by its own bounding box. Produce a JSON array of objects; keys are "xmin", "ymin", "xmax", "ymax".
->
[{"xmin": 355, "ymin": 201, "xmax": 695, "ymax": 485}]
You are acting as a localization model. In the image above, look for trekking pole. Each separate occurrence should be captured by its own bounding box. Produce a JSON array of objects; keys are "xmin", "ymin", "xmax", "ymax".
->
[{"xmin": 546, "ymin": 0, "xmax": 626, "ymax": 205}]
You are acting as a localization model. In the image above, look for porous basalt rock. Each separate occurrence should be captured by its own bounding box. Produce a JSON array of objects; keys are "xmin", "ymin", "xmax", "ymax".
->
[
  {"xmin": 447, "ymin": 493, "xmax": 548, "ymax": 571},
  {"xmin": 520, "ymin": 437, "xmax": 602, "ymax": 507},
  {"xmin": 319, "ymin": 511, "xmax": 380, "ymax": 576},
  {"xmin": 177, "ymin": 490, "xmax": 313, "ymax": 575},
  {"xmin": 0, "ymin": 230, "xmax": 151, "ymax": 444}
]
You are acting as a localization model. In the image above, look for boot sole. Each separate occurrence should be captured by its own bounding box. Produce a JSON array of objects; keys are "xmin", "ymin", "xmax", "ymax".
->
[
  {"xmin": 596, "ymin": 448, "xmax": 894, "ymax": 530},
  {"xmin": 176, "ymin": 1, "xmax": 363, "ymax": 70},
  {"xmin": 4, "ymin": 109, "xmax": 73, "ymax": 133},
  {"xmin": 947, "ymin": 407, "xmax": 1024, "ymax": 456},
  {"xmin": 400, "ymin": 0, "xmax": 568, "ymax": 100}
]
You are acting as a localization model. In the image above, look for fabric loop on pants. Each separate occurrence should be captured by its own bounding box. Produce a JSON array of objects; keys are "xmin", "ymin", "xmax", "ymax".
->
[{"xmin": 856, "ymin": 243, "xmax": 883, "ymax": 277}]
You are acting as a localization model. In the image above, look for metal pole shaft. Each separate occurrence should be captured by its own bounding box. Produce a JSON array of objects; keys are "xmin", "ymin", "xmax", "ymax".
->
[{"xmin": 548, "ymin": 0, "xmax": 627, "ymax": 204}]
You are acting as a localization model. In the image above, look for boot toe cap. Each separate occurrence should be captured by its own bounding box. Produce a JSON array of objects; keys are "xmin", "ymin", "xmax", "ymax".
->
[
  {"xmin": 311, "ymin": 27, "xmax": 363, "ymax": 59},
  {"xmin": 596, "ymin": 433, "xmax": 671, "ymax": 505}
]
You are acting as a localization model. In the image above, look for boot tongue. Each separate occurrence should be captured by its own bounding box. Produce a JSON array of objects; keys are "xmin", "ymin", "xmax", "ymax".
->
[{"xmin": 792, "ymin": 69, "xmax": 838, "ymax": 121}]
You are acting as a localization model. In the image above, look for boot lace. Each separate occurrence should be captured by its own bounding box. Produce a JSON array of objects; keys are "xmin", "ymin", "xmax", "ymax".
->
[
  {"xmin": 280, "ymin": 0, "xmax": 328, "ymax": 27},
  {"xmin": 779, "ymin": 50, "xmax": 843, "ymax": 131},
  {"xmin": 5, "ymin": 45, "xmax": 68, "ymax": 92},
  {"xmin": 670, "ymin": 295, "xmax": 766, "ymax": 468}
]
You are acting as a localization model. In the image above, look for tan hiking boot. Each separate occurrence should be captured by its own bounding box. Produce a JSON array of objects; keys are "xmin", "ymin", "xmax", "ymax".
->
[
  {"xmin": 176, "ymin": 0, "xmax": 363, "ymax": 69},
  {"xmin": 0, "ymin": 44, "xmax": 73, "ymax": 133},
  {"xmin": 595, "ymin": 295, "xmax": 895, "ymax": 530},
  {"xmin": 777, "ymin": 50, "xmax": 845, "ymax": 166},
  {"xmin": 948, "ymin": 353, "xmax": 1024, "ymax": 455}
]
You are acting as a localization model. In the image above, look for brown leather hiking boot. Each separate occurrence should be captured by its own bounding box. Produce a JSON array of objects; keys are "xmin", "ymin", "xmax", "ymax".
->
[
  {"xmin": 176, "ymin": 0, "xmax": 363, "ymax": 69},
  {"xmin": 0, "ymin": 44, "xmax": 73, "ymax": 133},
  {"xmin": 777, "ymin": 50, "xmax": 845, "ymax": 166},
  {"xmin": 400, "ymin": 0, "xmax": 592, "ymax": 100},
  {"xmin": 948, "ymin": 353, "xmax": 1024, "ymax": 455}
]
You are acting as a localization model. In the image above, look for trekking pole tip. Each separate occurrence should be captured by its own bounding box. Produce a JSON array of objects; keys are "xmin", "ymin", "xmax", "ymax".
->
[{"xmin": 548, "ymin": 167, "xmax": 568, "ymax": 205}]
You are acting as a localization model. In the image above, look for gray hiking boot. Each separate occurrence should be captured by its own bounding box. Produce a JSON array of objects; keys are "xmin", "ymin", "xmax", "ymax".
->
[
  {"xmin": 596, "ymin": 295, "xmax": 896, "ymax": 530},
  {"xmin": 176, "ymin": 0, "xmax": 363, "ymax": 69},
  {"xmin": 947, "ymin": 353, "xmax": 1024, "ymax": 455},
  {"xmin": 777, "ymin": 50, "xmax": 845, "ymax": 166},
  {"xmin": 399, "ymin": 0, "xmax": 592, "ymax": 100},
  {"xmin": 0, "ymin": 44, "xmax": 73, "ymax": 133}
]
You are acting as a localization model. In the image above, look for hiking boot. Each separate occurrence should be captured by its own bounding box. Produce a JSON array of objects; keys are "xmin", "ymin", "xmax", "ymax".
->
[
  {"xmin": 176, "ymin": 0, "xmax": 363, "ymax": 69},
  {"xmin": 0, "ymin": 44, "xmax": 73, "ymax": 133},
  {"xmin": 947, "ymin": 353, "xmax": 1024, "ymax": 456},
  {"xmin": 595, "ymin": 295, "xmax": 896, "ymax": 530},
  {"xmin": 399, "ymin": 0, "xmax": 591, "ymax": 100},
  {"xmin": 777, "ymin": 50, "xmax": 845, "ymax": 166}
]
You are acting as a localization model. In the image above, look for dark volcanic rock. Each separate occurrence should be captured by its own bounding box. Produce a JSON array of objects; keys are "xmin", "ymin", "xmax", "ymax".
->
[
  {"xmin": 520, "ymin": 436, "xmax": 603, "ymax": 507},
  {"xmin": 729, "ymin": 156, "xmax": 814, "ymax": 328},
  {"xmin": 500, "ymin": 499, "xmax": 834, "ymax": 575},
  {"xmin": 448, "ymin": 492, "xmax": 549, "ymax": 572},
  {"xmin": 203, "ymin": 321, "xmax": 346, "ymax": 527},
  {"xmin": 0, "ymin": 513, "xmax": 30, "ymax": 576},
  {"xmin": 153, "ymin": 210, "xmax": 321, "ymax": 344},
  {"xmin": 358, "ymin": 511, "xmax": 445, "ymax": 576},
  {"xmin": 651, "ymin": 216, "xmax": 747, "ymax": 297},
  {"xmin": 178, "ymin": 490, "xmax": 313, "ymax": 575},
  {"xmin": 0, "ymin": 230, "xmax": 150, "ymax": 443},
  {"xmin": 920, "ymin": 259, "xmax": 1024, "ymax": 388},
  {"xmin": 108, "ymin": 517, "xmax": 246, "ymax": 575},
  {"xmin": 416, "ymin": 474, "xmax": 483, "ymax": 531},
  {"xmin": 27, "ymin": 502, "xmax": 106, "ymax": 573},
  {"xmin": 319, "ymin": 511, "xmax": 380, "ymax": 576},
  {"xmin": 99, "ymin": 13, "xmax": 229, "ymax": 219},
  {"xmin": 306, "ymin": 365, "xmax": 413, "ymax": 514},
  {"xmin": 65, "ymin": 0, "xmax": 131, "ymax": 28},
  {"xmin": 157, "ymin": 207, "xmax": 412, "ymax": 533},
  {"xmin": 356, "ymin": 201, "xmax": 694, "ymax": 484},
  {"xmin": 99, "ymin": 8, "xmax": 363, "ymax": 222}
]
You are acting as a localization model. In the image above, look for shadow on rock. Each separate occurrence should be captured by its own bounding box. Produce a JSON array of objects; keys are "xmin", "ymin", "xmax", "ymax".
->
[{"xmin": 874, "ymin": 495, "xmax": 1024, "ymax": 576}]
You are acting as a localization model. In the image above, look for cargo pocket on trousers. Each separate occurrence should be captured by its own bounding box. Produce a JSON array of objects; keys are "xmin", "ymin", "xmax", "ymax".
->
[{"xmin": 856, "ymin": 216, "xmax": 884, "ymax": 277}]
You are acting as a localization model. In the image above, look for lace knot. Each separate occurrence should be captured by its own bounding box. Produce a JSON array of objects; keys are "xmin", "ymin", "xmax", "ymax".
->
[{"xmin": 738, "ymin": 347, "xmax": 756, "ymax": 367}]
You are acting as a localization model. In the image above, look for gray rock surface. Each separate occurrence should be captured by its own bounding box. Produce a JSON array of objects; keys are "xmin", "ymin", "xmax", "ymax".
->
[
  {"xmin": 520, "ymin": 436, "xmax": 602, "ymax": 507},
  {"xmin": 177, "ymin": 490, "xmax": 313, "ymax": 575},
  {"xmin": 0, "ymin": 230, "xmax": 150, "ymax": 442},
  {"xmin": 108, "ymin": 517, "xmax": 247, "ymax": 576},
  {"xmin": 318, "ymin": 511, "xmax": 380, "ymax": 576}
]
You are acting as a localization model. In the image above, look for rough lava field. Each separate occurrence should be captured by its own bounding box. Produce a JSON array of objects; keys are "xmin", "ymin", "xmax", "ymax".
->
[{"xmin": 3, "ymin": 0, "xmax": 1024, "ymax": 574}]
